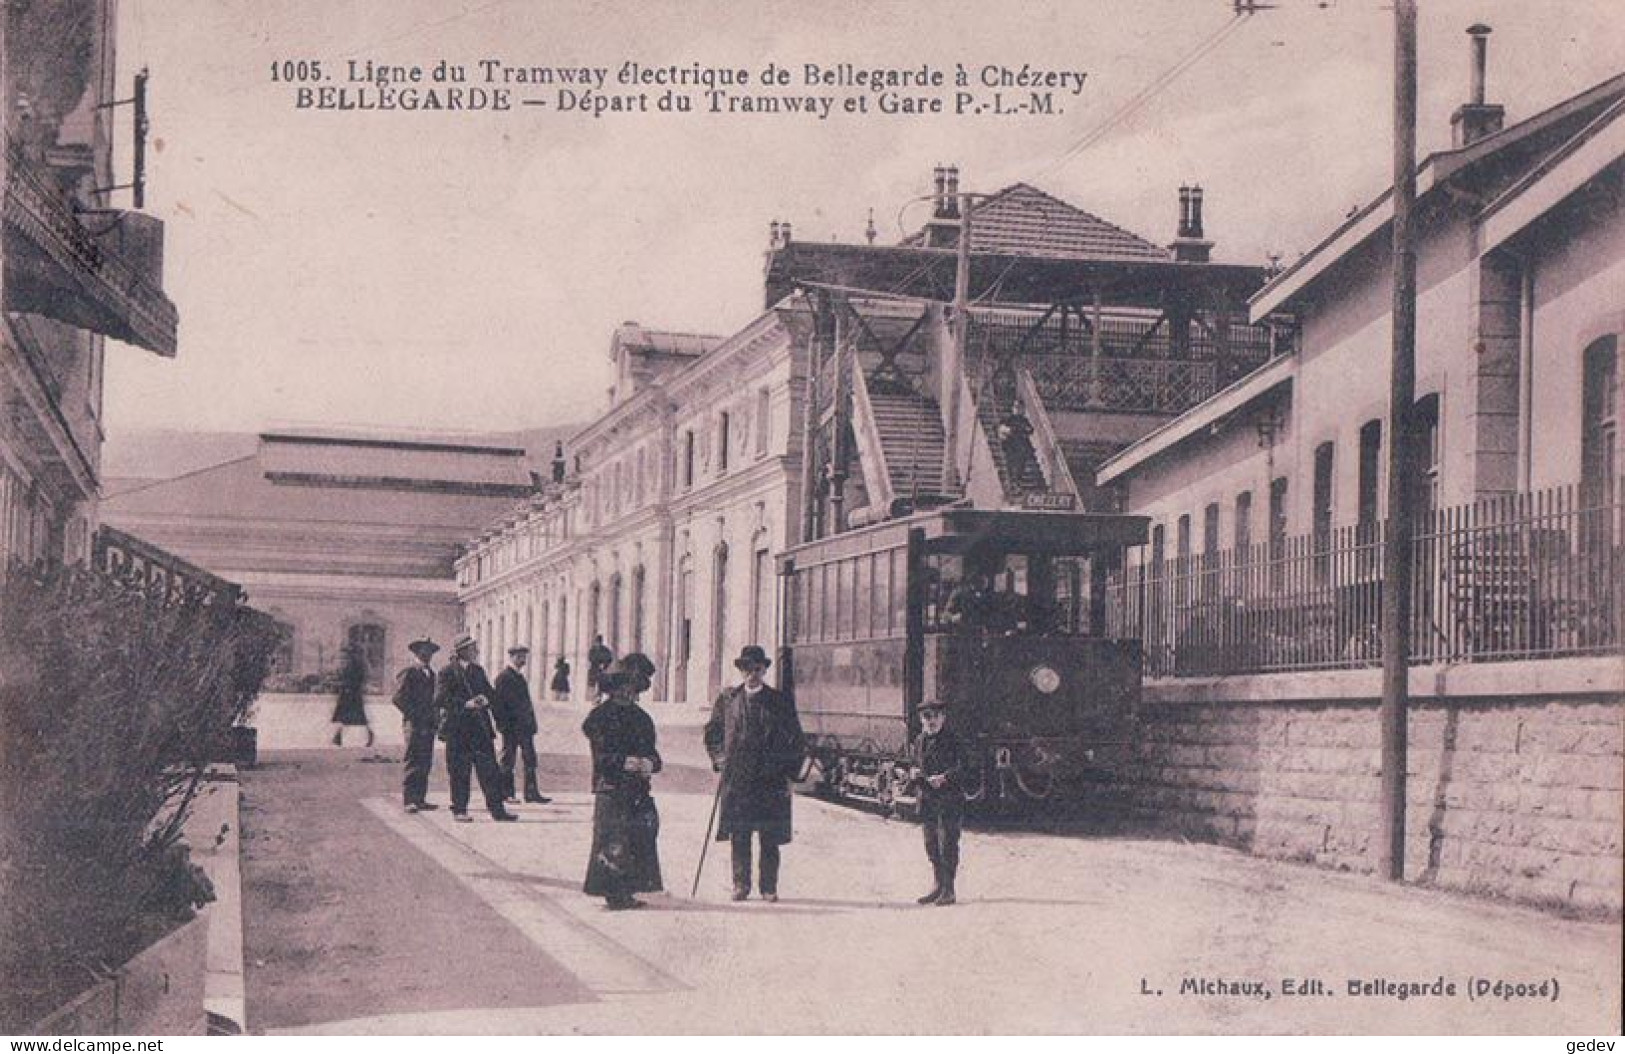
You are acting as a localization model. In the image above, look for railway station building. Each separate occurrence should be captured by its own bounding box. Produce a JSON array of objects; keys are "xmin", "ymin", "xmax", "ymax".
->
[
  {"xmin": 458, "ymin": 169, "xmax": 1285, "ymax": 704},
  {"xmin": 101, "ymin": 429, "xmax": 534, "ymax": 690}
]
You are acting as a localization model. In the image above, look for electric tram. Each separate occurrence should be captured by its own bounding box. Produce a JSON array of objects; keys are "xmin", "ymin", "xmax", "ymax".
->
[{"xmin": 778, "ymin": 505, "xmax": 1148, "ymax": 810}]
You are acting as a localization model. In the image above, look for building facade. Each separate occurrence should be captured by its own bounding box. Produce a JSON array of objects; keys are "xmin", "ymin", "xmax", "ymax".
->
[
  {"xmin": 101, "ymin": 430, "xmax": 533, "ymax": 690},
  {"xmin": 458, "ymin": 315, "xmax": 805, "ymax": 704},
  {"xmin": 1090, "ymin": 39, "xmax": 1623, "ymax": 909},
  {"xmin": 1, "ymin": 0, "xmax": 177, "ymax": 571}
]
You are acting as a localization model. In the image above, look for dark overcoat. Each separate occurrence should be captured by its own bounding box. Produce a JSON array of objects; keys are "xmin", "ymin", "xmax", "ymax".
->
[
  {"xmin": 581, "ymin": 702, "xmax": 663, "ymax": 897},
  {"xmin": 331, "ymin": 656, "xmax": 368, "ymax": 725},
  {"xmin": 391, "ymin": 663, "xmax": 438, "ymax": 727},
  {"xmin": 434, "ymin": 660, "xmax": 498, "ymax": 742},
  {"xmin": 492, "ymin": 666, "xmax": 539, "ymax": 737},
  {"xmin": 913, "ymin": 724, "xmax": 972, "ymax": 817},
  {"xmin": 703, "ymin": 684, "xmax": 806, "ymax": 845}
]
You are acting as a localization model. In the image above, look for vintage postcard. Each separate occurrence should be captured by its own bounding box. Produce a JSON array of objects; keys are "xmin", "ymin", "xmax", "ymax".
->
[{"xmin": 2, "ymin": 0, "xmax": 1621, "ymax": 1038}]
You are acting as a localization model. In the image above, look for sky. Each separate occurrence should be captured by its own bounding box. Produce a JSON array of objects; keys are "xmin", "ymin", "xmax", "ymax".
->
[{"xmin": 103, "ymin": 0, "xmax": 1625, "ymax": 439}]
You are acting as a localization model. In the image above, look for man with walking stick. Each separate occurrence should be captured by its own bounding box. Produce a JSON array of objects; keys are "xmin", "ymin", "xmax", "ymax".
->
[{"xmin": 702, "ymin": 645, "xmax": 805, "ymax": 902}]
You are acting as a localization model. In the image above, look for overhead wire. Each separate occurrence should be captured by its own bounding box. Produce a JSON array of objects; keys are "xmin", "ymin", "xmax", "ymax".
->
[{"xmin": 1030, "ymin": 10, "xmax": 1255, "ymax": 182}]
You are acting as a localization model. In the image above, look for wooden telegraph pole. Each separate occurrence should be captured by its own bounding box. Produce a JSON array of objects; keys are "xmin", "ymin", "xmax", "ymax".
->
[
  {"xmin": 942, "ymin": 187, "xmax": 973, "ymax": 496},
  {"xmin": 1379, "ymin": 0, "xmax": 1419, "ymax": 883}
]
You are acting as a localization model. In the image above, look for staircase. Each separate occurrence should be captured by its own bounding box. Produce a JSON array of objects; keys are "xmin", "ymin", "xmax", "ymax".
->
[{"xmin": 863, "ymin": 377, "xmax": 946, "ymax": 501}]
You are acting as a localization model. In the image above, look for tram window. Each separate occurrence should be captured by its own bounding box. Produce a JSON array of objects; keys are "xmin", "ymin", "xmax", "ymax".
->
[
  {"xmin": 808, "ymin": 566, "xmax": 823, "ymax": 642},
  {"xmin": 890, "ymin": 548, "xmax": 907, "ymax": 634},
  {"xmin": 836, "ymin": 560, "xmax": 854, "ymax": 639},
  {"xmin": 854, "ymin": 556, "xmax": 872, "ymax": 638},
  {"xmin": 878, "ymin": 553, "xmax": 890, "ymax": 635}
]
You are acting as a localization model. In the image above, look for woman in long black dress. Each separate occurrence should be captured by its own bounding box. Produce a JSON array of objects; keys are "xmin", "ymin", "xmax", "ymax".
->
[
  {"xmin": 329, "ymin": 645, "xmax": 374, "ymax": 747},
  {"xmin": 581, "ymin": 654, "xmax": 663, "ymax": 910}
]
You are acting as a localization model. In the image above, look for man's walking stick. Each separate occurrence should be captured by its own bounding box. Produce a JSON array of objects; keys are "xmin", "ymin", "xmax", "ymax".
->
[{"xmin": 691, "ymin": 770, "xmax": 724, "ymax": 897}]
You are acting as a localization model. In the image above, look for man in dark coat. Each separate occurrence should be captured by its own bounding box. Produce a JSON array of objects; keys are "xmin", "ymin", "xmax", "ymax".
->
[
  {"xmin": 704, "ymin": 644, "xmax": 806, "ymax": 901},
  {"xmin": 586, "ymin": 635, "xmax": 613, "ymax": 695},
  {"xmin": 433, "ymin": 634, "xmax": 517, "ymax": 822},
  {"xmin": 392, "ymin": 636, "xmax": 441, "ymax": 813},
  {"xmin": 550, "ymin": 657, "xmax": 572, "ymax": 701},
  {"xmin": 492, "ymin": 645, "xmax": 550, "ymax": 804}
]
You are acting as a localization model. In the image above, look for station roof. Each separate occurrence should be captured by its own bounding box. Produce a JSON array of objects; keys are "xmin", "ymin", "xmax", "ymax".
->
[
  {"xmin": 898, "ymin": 182, "xmax": 1168, "ymax": 261},
  {"xmin": 765, "ymin": 240, "xmax": 1268, "ymax": 312}
]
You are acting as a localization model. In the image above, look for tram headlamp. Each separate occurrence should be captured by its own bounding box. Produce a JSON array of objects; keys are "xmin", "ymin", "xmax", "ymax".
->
[{"xmin": 1029, "ymin": 664, "xmax": 1062, "ymax": 694}]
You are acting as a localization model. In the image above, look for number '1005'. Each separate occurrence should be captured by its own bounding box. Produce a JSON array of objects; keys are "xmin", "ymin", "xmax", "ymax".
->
[{"xmin": 271, "ymin": 61, "xmax": 323, "ymax": 82}]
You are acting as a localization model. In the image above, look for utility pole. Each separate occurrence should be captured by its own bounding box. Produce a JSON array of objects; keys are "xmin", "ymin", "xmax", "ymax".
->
[
  {"xmin": 1379, "ymin": 0, "xmax": 1418, "ymax": 883},
  {"xmin": 942, "ymin": 191, "xmax": 972, "ymax": 495}
]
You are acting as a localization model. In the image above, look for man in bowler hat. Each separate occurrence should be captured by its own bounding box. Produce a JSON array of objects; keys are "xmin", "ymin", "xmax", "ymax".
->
[
  {"xmin": 392, "ymin": 636, "xmax": 442, "ymax": 813},
  {"xmin": 704, "ymin": 645, "xmax": 805, "ymax": 901},
  {"xmin": 434, "ymin": 635, "xmax": 517, "ymax": 822},
  {"xmin": 493, "ymin": 644, "xmax": 551, "ymax": 803}
]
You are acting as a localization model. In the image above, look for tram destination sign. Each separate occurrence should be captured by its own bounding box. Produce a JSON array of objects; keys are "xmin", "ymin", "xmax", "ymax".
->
[{"xmin": 1021, "ymin": 492, "xmax": 1077, "ymax": 511}]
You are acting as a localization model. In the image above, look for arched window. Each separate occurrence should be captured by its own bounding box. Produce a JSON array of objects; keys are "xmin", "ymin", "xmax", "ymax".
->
[
  {"xmin": 1413, "ymin": 393, "xmax": 1441, "ymax": 524},
  {"xmin": 607, "ymin": 572, "xmax": 623, "ymax": 653},
  {"xmin": 346, "ymin": 621, "xmax": 387, "ymax": 690},
  {"xmin": 1581, "ymin": 336, "xmax": 1618, "ymax": 508},
  {"xmin": 631, "ymin": 566, "xmax": 646, "ymax": 653},
  {"xmin": 749, "ymin": 533, "xmax": 773, "ymax": 646},
  {"xmin": 709, "ymin": 542, "xmax": 729, "ymax": 697}
]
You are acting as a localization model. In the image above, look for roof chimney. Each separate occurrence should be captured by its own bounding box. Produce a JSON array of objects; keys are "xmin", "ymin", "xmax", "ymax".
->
[
  {"xmin": 925, "ymin": 164, "xmax": 960, "ymax": 248},
  {"xmin": 1169, "ymin": 184, "xmax": 1213, "ymax": 263},
  {"xmin": 551, "ymin": 441, "xmax": 567, "ymax": 484},
  {"xmin": 1450, "ymin": 24, "xmax": 1505, "ymax": 148}
]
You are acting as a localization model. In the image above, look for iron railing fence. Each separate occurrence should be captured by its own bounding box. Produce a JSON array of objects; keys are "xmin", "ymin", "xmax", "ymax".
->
[{"xmin": 1105, "ymin": 480, "xmax": 1623, "ymax": 677}]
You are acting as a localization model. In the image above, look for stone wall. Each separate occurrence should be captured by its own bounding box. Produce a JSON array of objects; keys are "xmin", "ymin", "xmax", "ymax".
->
[{"xmin": 1121, "ymin": 660, "xmax": 1623, "ymax": 913}]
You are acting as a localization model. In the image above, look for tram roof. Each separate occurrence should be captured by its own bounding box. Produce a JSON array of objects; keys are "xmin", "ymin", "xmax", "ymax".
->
[
  {"xmin": 782, "ymin": 507, "xmax": 1148, "ymax": 564},
  {"xmin": 920, "ymin": 508, "xmax": 1149, "ymax": 553}
]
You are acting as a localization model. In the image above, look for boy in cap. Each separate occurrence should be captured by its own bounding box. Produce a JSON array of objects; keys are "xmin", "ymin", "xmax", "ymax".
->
[
  {"xmin": 393, "ymin": 636, "xmax": 442, "ymax": 813},
  {"xmin": 912, "ymin": 699, "xmax": 969, "ymax": 906}
]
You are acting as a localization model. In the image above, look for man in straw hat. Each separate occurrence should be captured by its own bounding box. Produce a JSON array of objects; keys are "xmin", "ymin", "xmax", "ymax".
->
[
  {"xmin": 703, "ymin": 645, "xmax": 805, "ymax": 902},
  {"xmin": 392, "ymin": 636, "xmax": 442, "ymax": 813},
  {"xmin": 433, "ymin": 634, "xmax": 517, "ymax": 822}
]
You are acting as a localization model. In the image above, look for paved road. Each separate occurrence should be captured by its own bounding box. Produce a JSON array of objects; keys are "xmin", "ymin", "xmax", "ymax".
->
[{"xmin": 239, "ymin": 699, "xmax": 1622, "ymax": 1034}]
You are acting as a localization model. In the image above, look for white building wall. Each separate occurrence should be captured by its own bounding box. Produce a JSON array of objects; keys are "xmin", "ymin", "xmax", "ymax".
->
[{"xmin": 1526, "ymin": 191, "xmax": 1625, "ymax": 491}]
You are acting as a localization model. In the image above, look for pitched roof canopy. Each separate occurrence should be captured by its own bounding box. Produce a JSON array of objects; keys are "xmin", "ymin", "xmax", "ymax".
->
[{"xmin": 902, "ymin": 182, "xmax": 1168, "ymax": 262}]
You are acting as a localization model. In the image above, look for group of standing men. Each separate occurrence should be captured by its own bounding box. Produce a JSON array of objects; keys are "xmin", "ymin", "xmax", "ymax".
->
[
  {"xmin": 386, "ymin": 633, "xmax": 963, "ymax": 907},
  {"xmin": 392, "ymin": 634, "xmax": 551, "ymax": 821}
]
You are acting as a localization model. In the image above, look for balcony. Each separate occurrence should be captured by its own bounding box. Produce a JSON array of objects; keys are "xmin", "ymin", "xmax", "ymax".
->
[{"xmin": 3, "ymin": 138, "xmax": 177, "ymax": 356}]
